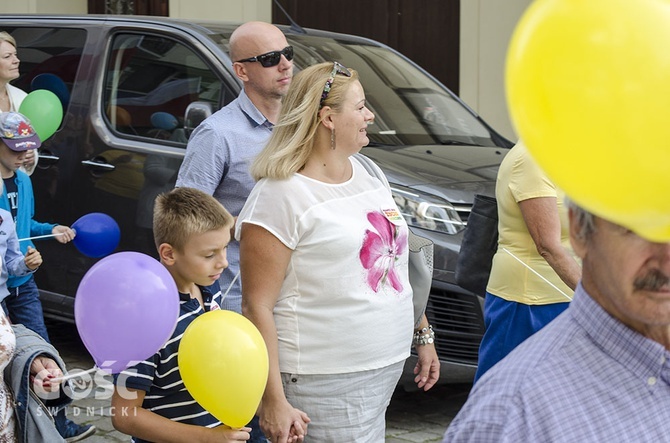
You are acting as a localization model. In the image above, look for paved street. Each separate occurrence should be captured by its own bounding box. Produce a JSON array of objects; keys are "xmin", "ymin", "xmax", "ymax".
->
[{"xmin": 47, "ymin": 319, "xmax": 471, "ymax": 442}]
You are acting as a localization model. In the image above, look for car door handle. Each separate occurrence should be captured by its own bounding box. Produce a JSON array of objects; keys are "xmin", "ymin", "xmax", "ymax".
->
[
  {"xmin": 36, "ymin": 150, "xmax": 59, "ymax": 166},
  {"xmin": 81, "ymin": 159, "xmax": 116, "ymax": 171}
]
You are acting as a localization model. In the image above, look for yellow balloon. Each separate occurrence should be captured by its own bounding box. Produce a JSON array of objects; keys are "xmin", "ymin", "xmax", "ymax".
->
[
  {"xmin": 179, "ymin": 310, "xmax": 269, "ymax": 428},
  {"xmin": 506, "ymin": 0, "xmax": 670, "ymax": 241}
]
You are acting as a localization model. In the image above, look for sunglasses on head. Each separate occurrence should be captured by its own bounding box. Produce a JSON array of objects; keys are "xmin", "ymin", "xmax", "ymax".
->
[
  {"xmin": 236, "ymin": 45, "xmax": 294, "ymax": 67},
  {"xmin": 320, "ymin": 61, "xmax": 352, "ymax": 106}
]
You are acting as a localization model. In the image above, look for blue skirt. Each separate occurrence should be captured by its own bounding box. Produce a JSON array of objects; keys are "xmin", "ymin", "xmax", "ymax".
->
[{"xmin": 474, "ymin": 292, "xmax": 569, "ymax": 384}]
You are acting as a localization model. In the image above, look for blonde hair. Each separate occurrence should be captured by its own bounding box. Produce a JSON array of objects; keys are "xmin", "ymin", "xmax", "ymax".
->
[
  {"xmin": 251, "ymin": 61, "xmax": 359, "ymax": 180},
  {"xmin": 153, "ymin": 187, "xmax": 234, "ymax": 251},
  {"xmin": 0, "ymin": 32, "xmax": 17, "ymax": 48}
]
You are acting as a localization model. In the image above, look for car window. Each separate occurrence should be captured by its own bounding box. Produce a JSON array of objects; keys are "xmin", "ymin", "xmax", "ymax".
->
[
  {"xmin": 288, "ymin": 37, "xmax": 496, "ymax": 147},
  {"xmin": 103, "ymin": 33, "xmax": 224, "ymax": 146},
  {"xmin": 6, "ymin": 27, "xmax": 86, "ymax": 132},
  {"xmin": 198, "ymin": 26, "xmax": 499, "ymax": 148}
]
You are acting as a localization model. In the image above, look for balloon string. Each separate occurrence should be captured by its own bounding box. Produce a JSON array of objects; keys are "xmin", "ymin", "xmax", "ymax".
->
[
  {"xmin": 18, "ymin": 232, "xmax": 66, "ymax": 242},
  {"xmin": 50, "ymin": 366, "xmax": 98, "ymax": 384},
  {"xmin": 223, "ymin": 271, "xmax": 240, "ymax": 300},
  {"xmin": 19, "ymin": 228, "xmax": 76, "ymax": 242},
  {"xmin": 501, "ymin": 247, "xmax": 573, "ymax": 301}
]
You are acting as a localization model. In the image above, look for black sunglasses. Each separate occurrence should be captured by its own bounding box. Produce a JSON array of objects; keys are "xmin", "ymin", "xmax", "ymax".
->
[
  {"xmin": 236, "ymin": 46, "xmax": 294, "ymax": 68},
  {"xmin": 320, "ymin": 61, "xmax": 352, "ymax": 106}
]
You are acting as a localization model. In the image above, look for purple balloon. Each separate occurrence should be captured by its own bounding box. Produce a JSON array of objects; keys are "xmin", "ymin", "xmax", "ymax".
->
[
  {"xmin": 74, "ymin": 251, "xmax": 179, "ymax": 374},
  {"xmin": 71, "ymin": 213, "xmax": 121, "ymax": 258}
]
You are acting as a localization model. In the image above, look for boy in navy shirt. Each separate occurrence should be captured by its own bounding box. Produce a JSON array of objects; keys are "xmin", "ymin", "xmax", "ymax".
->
[{"xmin": 111, "ymin": 187, "xmax": 251, "ymax": 442}]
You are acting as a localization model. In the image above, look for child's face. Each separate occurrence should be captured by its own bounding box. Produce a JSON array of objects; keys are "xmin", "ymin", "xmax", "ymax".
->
[
  {"xmin": 171, "ymin": 227, "xmax": 231, "ymax": 288},
  {"xmin": 0, "ymin": 142, "xmax": 29, "ymax": 176}
]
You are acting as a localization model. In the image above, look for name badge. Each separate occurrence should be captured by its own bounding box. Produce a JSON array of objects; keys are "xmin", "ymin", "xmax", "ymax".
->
[{"xmin": 382, "ymin": 208, "xmax": 403, "ymax": 225}]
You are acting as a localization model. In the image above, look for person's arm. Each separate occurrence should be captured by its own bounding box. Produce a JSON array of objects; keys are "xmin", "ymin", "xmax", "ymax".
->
[
  {"xmin": 5, "ymin": 221, "xmax": 37, "ymax": 276},
  {"xmin": 412, "ymin": 314, "xmax": 440, "ymax": 391},
  {"xmin": 20, "ymin": 149, "xmax": 38, "ymax": 176},
  {"xmin": 239, "ymin": 223, "xmax": 310, "ymax": 443},
  {"xmin": 175, "ymin": 124, "xmax": 226, "ymax": 195},
  {"xmin": 518, "ymin": 197, "xmax": 581, "ymax": 290},
  {"xmin": 111, "ymin": 388, "xmax": 251, "ymax": 443},
  {"xmin": 51, "ymin": 225, "xmax": 76, "ymax": 244},
  {"xmin": 22, "ymin": 175, "xmax": 57, "ymax": 237}
]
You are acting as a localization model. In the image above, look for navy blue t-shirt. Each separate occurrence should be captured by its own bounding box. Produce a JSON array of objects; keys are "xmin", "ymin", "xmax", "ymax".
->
[{"xmin": 116, "ymin": 282, "xmax": 223, "ymax": 443}]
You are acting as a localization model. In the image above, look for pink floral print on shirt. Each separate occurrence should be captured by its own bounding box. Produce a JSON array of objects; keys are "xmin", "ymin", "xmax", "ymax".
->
[{"xmin": 359, "ymin": 211, "xmax": 408, "ymax": 292}]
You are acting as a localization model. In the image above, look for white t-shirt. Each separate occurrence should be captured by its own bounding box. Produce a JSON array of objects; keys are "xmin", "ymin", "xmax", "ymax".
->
[{"xmin": 237, "ymin": 157, "xmax": 413, "ymax": 374}]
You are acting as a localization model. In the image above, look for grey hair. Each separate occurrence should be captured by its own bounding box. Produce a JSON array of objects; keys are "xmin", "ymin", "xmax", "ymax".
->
[{"xmin": 565, "ymin": 197, "xmax": 595, "ymax": 239}]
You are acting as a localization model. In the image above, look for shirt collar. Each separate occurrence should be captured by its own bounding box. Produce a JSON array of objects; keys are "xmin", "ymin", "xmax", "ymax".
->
[
  {"xmin": 571, "ymin": 284, "xmax": 670, "ymax": 388},
  {"xmin": 238, "ymin": 89, "xmax": 273, "ymax": 129},
  {"xmin": 178, "ymin": 285, "xmax": 214, "ymax": 303}
]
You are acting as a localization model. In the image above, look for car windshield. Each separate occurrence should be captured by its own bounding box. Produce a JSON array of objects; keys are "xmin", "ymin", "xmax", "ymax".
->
[{"xmin": 201, "ymin": 25, "xmax": 499, "ymax": 148}]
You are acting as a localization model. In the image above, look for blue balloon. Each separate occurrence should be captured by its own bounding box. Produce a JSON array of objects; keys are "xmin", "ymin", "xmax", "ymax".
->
[
  {"xmin": 30, "ymin": 73, "xmax": 70, "ymax": 108},
  {"xmin": 71, "ymin": 213, "xmax": 121, "ymax": 258},
  {"xmin": 150, "ymin": 112, "xmax": 178, "ymax": 131}
]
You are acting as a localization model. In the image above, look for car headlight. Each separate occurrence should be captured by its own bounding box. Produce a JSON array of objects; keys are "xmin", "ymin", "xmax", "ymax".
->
[{"xmin": 390, "ymin": 184, "xmax": 465, "ymax": 235}]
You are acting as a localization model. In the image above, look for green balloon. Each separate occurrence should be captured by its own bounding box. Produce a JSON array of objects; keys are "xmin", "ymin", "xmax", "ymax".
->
[{"xmin": 19, "ymin": 89, "xmax": 64, "ymax": 142}]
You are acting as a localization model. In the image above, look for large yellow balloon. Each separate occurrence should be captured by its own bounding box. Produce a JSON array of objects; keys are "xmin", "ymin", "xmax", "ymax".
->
[
  {"xmin": 507, "ymin": 0, "xmax": 670, "ymax": 241},
  {"xmin": 179, "ymin": 310, "xmax": 269, "ymax": 428}
]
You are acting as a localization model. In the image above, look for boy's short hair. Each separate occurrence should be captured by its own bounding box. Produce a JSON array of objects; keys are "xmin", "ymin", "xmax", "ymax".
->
[{"xmin": 153, "ymin": 187, "xmax": 233, "ymax": 251}]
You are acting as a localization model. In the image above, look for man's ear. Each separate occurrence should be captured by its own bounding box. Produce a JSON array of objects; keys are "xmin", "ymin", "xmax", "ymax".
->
[
  {"xmin": 568, "ymin": 207, "xmax": 587, "ymax": 260},
  {"xmin": 158, "ymin": 243, "xmax": 176, "ymax": 265},
  {"xmin": 233, "ymin": 62, "xmax": 249, "ymax": 82}
]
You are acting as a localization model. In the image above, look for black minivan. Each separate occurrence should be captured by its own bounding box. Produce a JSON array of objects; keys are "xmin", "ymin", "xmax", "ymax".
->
[{"xmin": 0, "ymin": 15, "xmax": 512, "ymax": 383}]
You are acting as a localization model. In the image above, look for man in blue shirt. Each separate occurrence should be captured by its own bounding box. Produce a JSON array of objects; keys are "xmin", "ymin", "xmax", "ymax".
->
[
  {"xmin": 443, "ymin": 200, "xmax": 670, "ymax": 442},
  {"xmin": 177, "ymin": 21, "xmax": 292, "ymax": 314},
  {"xmin": 176, "ymin": 23, "xmax": 293, "ymax": 442}
]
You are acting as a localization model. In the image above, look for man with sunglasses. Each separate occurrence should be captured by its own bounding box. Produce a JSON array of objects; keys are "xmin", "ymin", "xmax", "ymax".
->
[{"xmin": 176, "ymin": 21, "xmax": 293, "ymax": 442}]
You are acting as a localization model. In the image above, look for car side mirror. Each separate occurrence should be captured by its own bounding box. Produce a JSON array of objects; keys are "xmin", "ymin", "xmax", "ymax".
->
[{"xmin": 184, "ymin": 101, "xmax": 212, "ymax": 139}]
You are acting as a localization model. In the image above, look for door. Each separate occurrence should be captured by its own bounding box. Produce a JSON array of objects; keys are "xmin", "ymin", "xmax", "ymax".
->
[
  {"xmin": 273, "ymin": 0, "xmax": 460, "ymax": 93},
  {"xmin": 88, "ymin": 0, "xmax": 169, "ymax": 15}
]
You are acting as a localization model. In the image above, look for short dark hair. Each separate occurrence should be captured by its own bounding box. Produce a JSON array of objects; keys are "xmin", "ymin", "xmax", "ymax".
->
[{"xmin": 153, "ymin": 187, "xmax": 233, "ymax": 251}]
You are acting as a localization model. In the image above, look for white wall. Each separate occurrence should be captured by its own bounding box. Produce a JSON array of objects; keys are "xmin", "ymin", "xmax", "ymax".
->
[
  {"xmin": 0, "ymin": 0, "xmax": 87, "ymax": 13},
  {"xmin": 0, "ymin": 0, "xmax": 271, "ymax": 22},
  {"xmin": 169, "ymin": 0, "xmax": 271, "ymax": 22},
  {"xmin": 460, "ymin": 0, "xmax": 531, "ymax": 142}
]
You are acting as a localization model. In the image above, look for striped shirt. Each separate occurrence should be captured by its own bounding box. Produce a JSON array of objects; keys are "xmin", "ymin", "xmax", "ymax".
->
[
  {"xmin": 117, "ymin": 283, "xmax": 223, "ymax": 443},
  {"xmin": 444, "ymin": 284, "xmax": 670, "ymax": 442}
]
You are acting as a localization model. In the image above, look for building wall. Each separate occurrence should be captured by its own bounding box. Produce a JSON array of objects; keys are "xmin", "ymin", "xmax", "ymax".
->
[
  {"xmin": 0, "ymin": 0, "xmax": 270, "ymax": 22},
  {"xmin": 169, "ymin": 0, "xmax": 271, "ymax": 22},
  {"xmin": 0, "ymin": 0, "xmax": 528, "ymax": 141},
  {"xmin": 460, "ymin": 0, "xmax": 530, "ymax": 141},
  {"xmin": 0, "ymin": 0, "xmax": 87, "ymax": 13}
]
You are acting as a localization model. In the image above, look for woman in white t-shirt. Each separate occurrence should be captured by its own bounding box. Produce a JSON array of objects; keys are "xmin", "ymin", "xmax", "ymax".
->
[
  {"xmin": 236, "ymin": 62, "xmax": 439, "ymax": 442},
  {"xmin": 0, "ymin": 31, "xmax": 37, "ymax": 175}
]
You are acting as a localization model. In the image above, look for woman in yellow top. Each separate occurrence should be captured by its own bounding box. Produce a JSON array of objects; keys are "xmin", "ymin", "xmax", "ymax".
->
[{"xmin": 473, "ymin": 140, "xmax": 582, "ymax": 383}]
